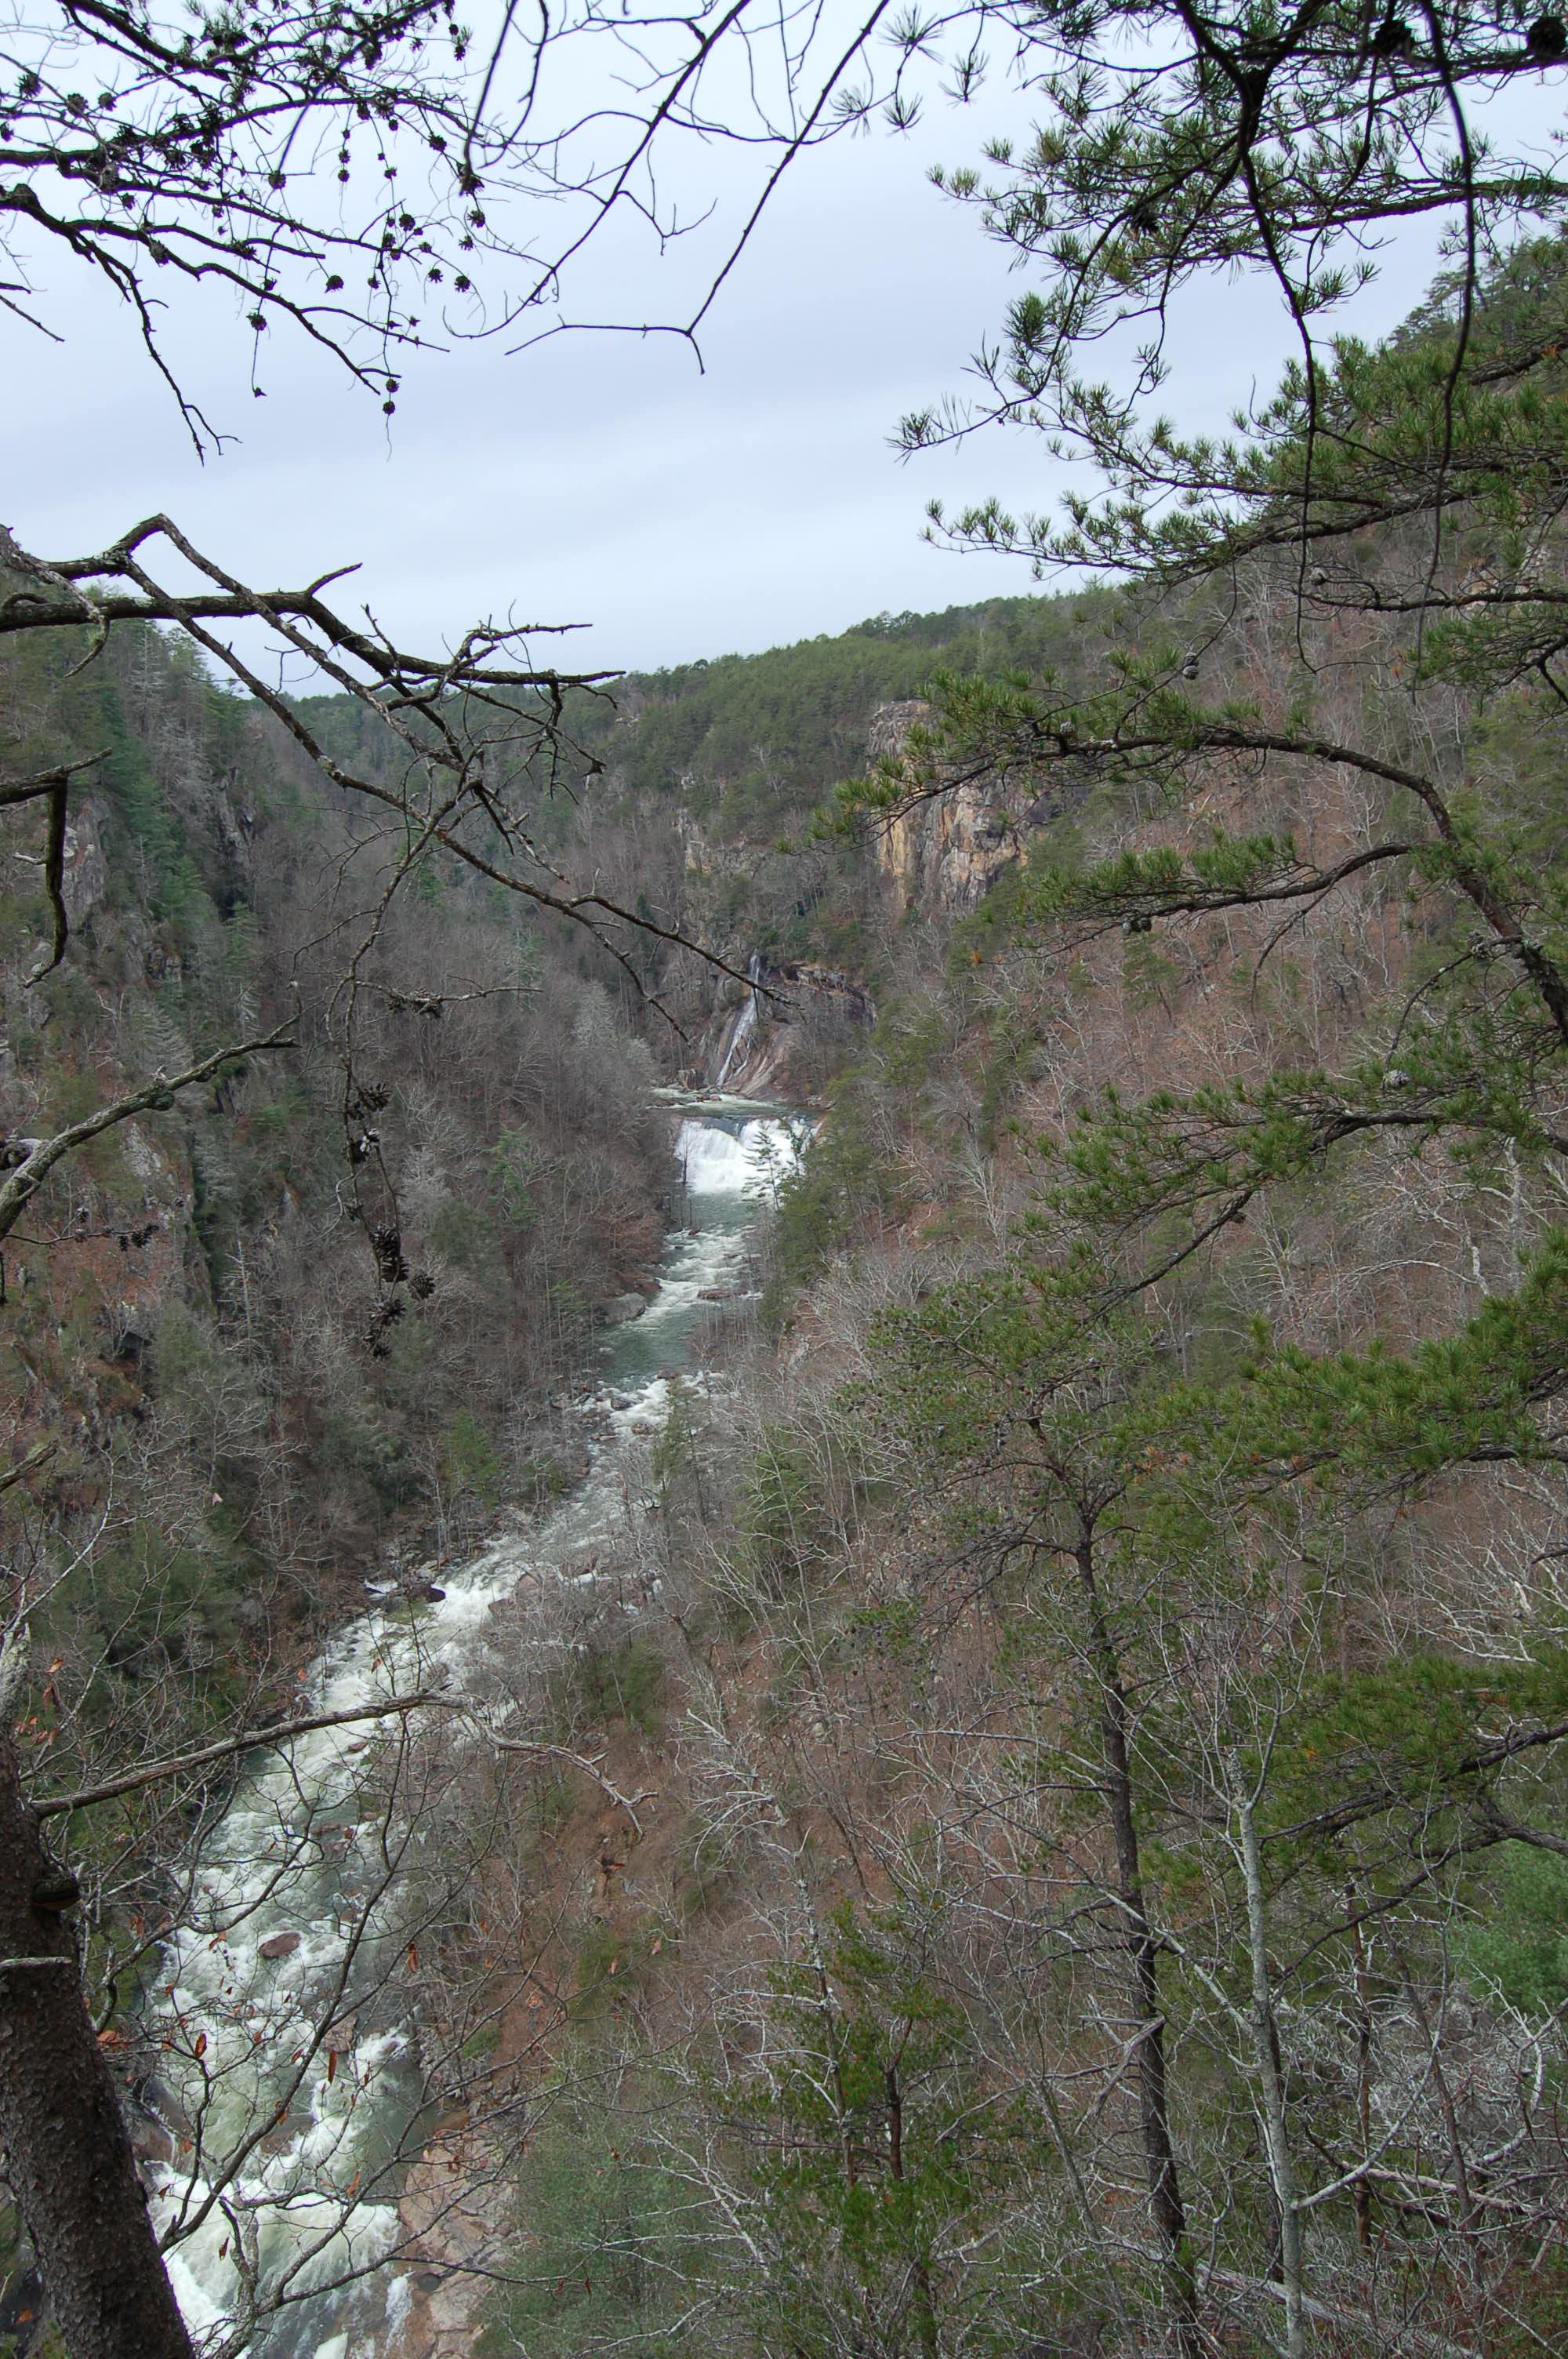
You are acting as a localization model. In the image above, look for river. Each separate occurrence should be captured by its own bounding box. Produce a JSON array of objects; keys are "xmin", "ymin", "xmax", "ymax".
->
[{"xmin": 141, "ymin": 1100, "xmax": 811, "ymax": 2358}]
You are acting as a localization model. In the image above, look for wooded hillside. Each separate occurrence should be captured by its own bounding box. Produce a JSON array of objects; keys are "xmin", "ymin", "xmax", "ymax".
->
[
  {"xmin": 469, "ymin": 230, "xmax": 1568, "ymax": 2359},
  {"xmin": 9, "ymin": 218, "xmax": 1568, "ymax": 2359}
]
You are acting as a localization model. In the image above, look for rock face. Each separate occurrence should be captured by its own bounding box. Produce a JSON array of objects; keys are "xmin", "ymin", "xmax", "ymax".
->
[
  {"xmin": 209, "ymin": 771, "xmax": 257, "ymax": 896},
  {"xmin": 866, "ymin": 700, "xmax": 1058, "ymax": 915},
  {"xmin": 673, "ymin": 809, "xmax": 753, "ymax": 882},
  {"xmin": 699, "ymin": 957, "xmax": 875, "ymax": 1098},
  {"xmin": 60, "ymin": 800, "xmax": 107, "ymax": 925}
]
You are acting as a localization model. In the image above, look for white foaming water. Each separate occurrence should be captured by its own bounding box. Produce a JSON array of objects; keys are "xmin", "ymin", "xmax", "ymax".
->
[
  {"xmin": 673, "ymin": 1114, "xmax": 806, "ymax": 1197},
  {"xmin": 144, "ymin": 1110, "xmax": 804, "ymax": 2357},
  {"xmin": 711, "ymin": 992, "xmax": 758, "ymax": 1091}
]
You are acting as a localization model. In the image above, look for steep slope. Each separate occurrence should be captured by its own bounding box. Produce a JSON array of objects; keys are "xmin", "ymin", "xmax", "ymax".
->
[
  {"xmin": 470, "ymin": 238, "xmax": 1568, "ymax": 2359},
  {"xmin": 0, "ymin": 622, "xmax": 677, "ymax": 1759}
]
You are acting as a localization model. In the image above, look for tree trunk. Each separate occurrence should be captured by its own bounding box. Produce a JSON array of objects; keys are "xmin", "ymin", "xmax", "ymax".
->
[
  {"xmin": 0, "ymin": 1731, "xmax": 197, "ymax": 2359},
  {"xmin": 1073, "ymin": 1521, "xmax": 1200, "ymax": 2350},
  {"xmin": 1349, "ymin": 1894, "xmax": 1374, "ymax": 2253},
  {"xmin": 885, "ymin": 2062, "xmax": 938, "ymax": 2359},
  {"xmin": 1230, "ymin": 1755, "xmax": 1306, "ymax": 2359}
]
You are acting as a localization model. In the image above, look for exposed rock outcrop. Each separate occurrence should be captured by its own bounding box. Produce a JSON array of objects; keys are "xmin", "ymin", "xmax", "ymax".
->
[
  {"xmin": 209, "ymin": 770, "xmax": 257, "ymax": 900},
  {"xmin": 866, "ymin": 700, "xmax": 1062, "ymax": 915},
  {"xmin": 674, "ymin": 809, "xmax": 753, "ymax": 881},
  {"xmin": 699, "ymin": 956, "xmax": 874, "ymax": 1099},
  {"xmin": 60, "ymin": 799, "xmax": 107, "ymax": 925}
]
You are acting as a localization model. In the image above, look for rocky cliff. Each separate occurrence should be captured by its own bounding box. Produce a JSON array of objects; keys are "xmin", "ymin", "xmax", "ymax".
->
[
  {"xmin": 692, "ymin": 956, "xmax": 875, "ymax": 1100},
  {"xmin": 866, "ymin": 699, "xmax": 1054, "ymax": 914}
]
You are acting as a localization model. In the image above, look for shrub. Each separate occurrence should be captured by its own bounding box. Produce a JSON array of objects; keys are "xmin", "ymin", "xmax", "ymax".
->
[
  {"xmin": 555, "ymin": 1637, "xmax": 666, "ymax": 1737},
  {"xmin": 441, "ymin": 1408, "xmax": 503, "ymax": 1509},
  {"xmin": 738, "ymin": 1427, "xmax": 829, "ymax": 1594},
  {"xmin": 481, "ymin": 2085, "xmax": 690, "ymax": 2359},
  {"xmin": 1462, "ymin": 1848, "xmax": 1568, "ymax": 2016},
  {"xmin": 429, "ymin": 1194, "xmax": 501, "ymax": 1271}
]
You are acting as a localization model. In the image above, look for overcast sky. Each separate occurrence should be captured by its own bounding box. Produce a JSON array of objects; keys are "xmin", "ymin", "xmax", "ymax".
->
[{"xmin": 5, "ymin": 56, "xmax": 1549, "ymax": 679}]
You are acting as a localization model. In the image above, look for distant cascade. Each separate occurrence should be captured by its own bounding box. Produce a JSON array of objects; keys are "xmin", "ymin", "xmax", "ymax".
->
[
  {"xmin": 708, "ymin": 953, "xmax": 768, "ymax": 1090},
  {"xmin": 712, "ymin": 994, "xmax": 757, "ymax": 1090}
]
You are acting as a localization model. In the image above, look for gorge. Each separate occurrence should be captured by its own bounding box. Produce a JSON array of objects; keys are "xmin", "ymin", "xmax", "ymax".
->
[
  {"xmin": 142, "ymin": 1100, "xmax": 808, "ymax": 2359},
  {"xmin": 9, "ymin": 208, "xmax": 1568, "ymax": 2359}
]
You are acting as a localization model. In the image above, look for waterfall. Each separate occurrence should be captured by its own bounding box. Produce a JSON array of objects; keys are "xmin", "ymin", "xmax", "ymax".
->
[
  {"xmin": 712, "ymin": 992, "xmax": 757, "ymax": 1090},
  {"xmin": 673, "ymin": 1114, "xmax": 803, "ymax": 1197},
  {"xmin": 709, "ymin": 954, "xmax": 768, "ymax": 1091}
]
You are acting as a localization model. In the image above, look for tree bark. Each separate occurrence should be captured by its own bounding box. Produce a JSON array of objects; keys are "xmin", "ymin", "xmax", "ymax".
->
[
  {"xmin": 1073, "ymin": 1519, "xmax": 1200, "ymax": 2350},
  {"xmin": 0, "ymin": 1731, "xmax": 196, "ymax": 2359},
  {"xmin": 1349, "ymin": 1892, "xmax": 1374, "ymax": 2253},
  {"xmin": 1230, "ymin": 1756, "xmax": 1305, "ymax": 2359},
  {"xmin": 885, "ymin": 2061, "xmax": 938, "ymax": 2359}
]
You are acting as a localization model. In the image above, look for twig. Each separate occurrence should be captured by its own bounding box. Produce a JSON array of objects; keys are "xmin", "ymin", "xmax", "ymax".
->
[
  {"xmin": 0, "ymin": 1019, "xmax": 296, "ymax": 1246},
  {"xmin": 484, "ymin": 1733, "xmax": 655, "ymax": 1837}
]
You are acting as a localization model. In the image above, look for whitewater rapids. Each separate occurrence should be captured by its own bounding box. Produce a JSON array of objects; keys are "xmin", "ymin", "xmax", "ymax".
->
[{"xmin": 140, "ymin": 1105, "xmax": 808, "ymax": 2357}]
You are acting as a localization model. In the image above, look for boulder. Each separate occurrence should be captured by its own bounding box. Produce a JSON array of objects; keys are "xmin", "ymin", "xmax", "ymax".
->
[
  {"xmin": 130, "ymin": 2114, "xmax": 176, "ymax": 2167},
  {"xmin": 258, "ymin": 2111, "xmax": 312, "ymax": 2157}
]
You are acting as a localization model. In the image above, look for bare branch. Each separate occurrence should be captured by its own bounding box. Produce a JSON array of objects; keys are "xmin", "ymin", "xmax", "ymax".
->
[
  {"xmin": 0, "ymin": 1020, "xmax": 296, "ymax": 1248},
  {"xmin": 35, "ymin": 1692, "xmax": 448, "ymax": 1818}
]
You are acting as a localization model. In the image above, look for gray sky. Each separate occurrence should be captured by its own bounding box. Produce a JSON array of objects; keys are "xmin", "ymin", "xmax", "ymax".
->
[{"xmin": 5, "ymin": 61, "xmax": 1547, "ymax": 679}]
